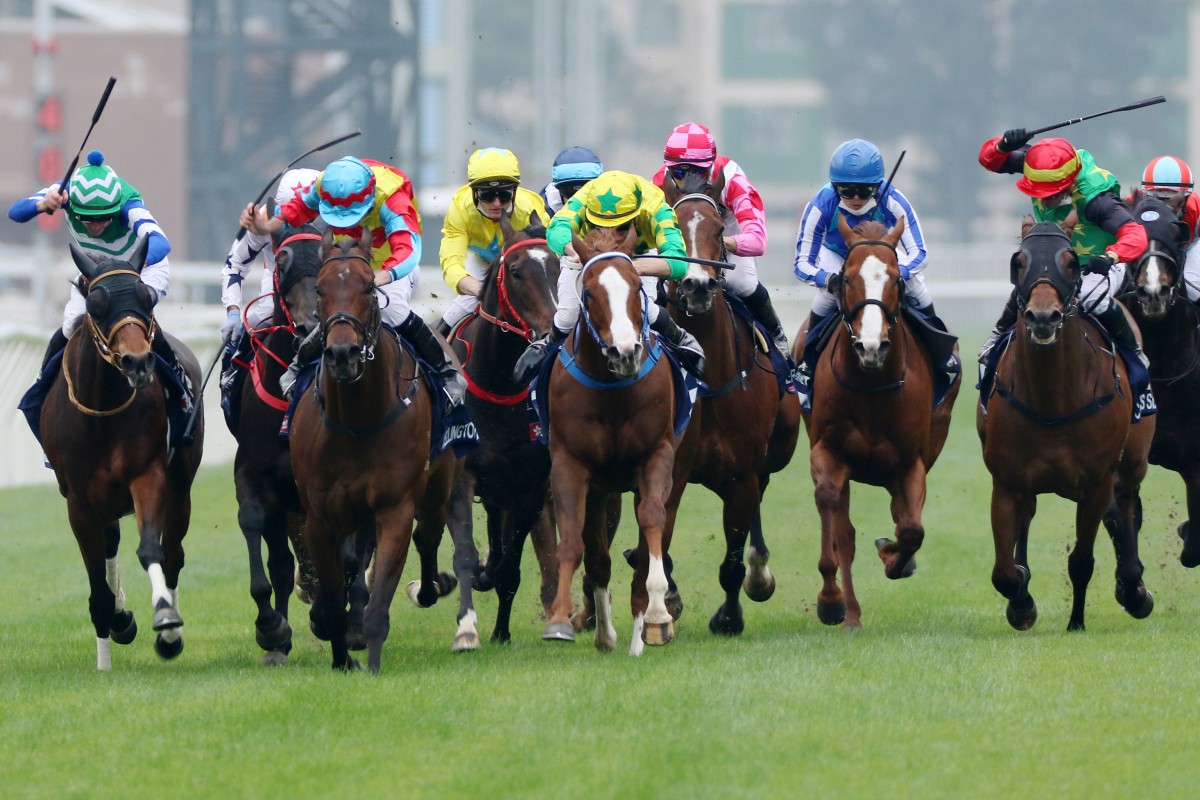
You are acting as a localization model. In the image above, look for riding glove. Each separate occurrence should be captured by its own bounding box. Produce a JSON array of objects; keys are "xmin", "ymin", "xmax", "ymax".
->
[
  {"xmin": 1085, "ymin": 253, "xmax": 1115, "ymax": 276},
  {"xmin": 221, "ymin": 309, "xmax": 243, "ymax": 341},
  {"xmin": 998, "ymin": 128, "xmax": 1032, "ymax": 153}
]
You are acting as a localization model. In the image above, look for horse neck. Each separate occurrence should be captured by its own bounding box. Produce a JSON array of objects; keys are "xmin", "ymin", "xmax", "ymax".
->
[
  {"xmin": 66, "ymin": 334, "xmax": 137, "ymax": 406},
  {"xmin": 1135, "ymin": 300, "xmax": 1198, "ymax": 378},
  {"xmin": 320, "ymin": 332, "xmax": 405, "ymax": 423},
  {"xmin": 674, "ymin": 289, "xmax": 740, "ymax": 378},
  {"xmin": 257, "ymin": 328, "xmax": 296, "ymax": 380},
  {"xmin": 1009, "ymin": 315, "xmax": 1104, "ymax": 411},
  {"xmin": 467, "ymin": 311, "xmax": 529, "ymax": 391}
]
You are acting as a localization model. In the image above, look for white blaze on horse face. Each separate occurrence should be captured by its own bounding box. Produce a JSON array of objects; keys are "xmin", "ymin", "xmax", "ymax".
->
[
  {"xmin": 1144, "ymin": 258, "xmax": 1164, "ymax": 298},
  {"xmin": 685, "ymin": 209, "xmax": 705, "ymax": 259},
  {"xmin": 598, "ymin": 265, "xmax": 639, "ymax": 353},
  {"xmin": 857, "ymin": 254, "xmax": 890, "ymax": 349}
]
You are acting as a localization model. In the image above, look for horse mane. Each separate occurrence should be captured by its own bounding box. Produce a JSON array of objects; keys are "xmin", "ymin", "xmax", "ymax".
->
[
  {"xmin": 582, "ymin": 225, "xmax": 633, "ymax": 254},
  {"xmin": 852, "ymin": 219, "xmax": 889, "ymax": 240},
  {"xmin": 482, "ymin": 218, "xmax": 549, "ymax": 296},
  {"xmin": 677, "ymin": 170, "xmax": 713, "ymax": 197}
]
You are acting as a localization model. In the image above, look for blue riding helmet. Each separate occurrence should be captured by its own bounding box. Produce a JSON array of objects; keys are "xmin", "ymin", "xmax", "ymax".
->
[
  {"xmin": 829, "ymin": 139, "xmax": 885, "ymax": 185},
  {"xmin": 551, "ymin": 146, "xmax": 604, "ymax": 184},
  {"xmin": 318, "ymin": 156, "xmax": 376, "ymax": 227}
]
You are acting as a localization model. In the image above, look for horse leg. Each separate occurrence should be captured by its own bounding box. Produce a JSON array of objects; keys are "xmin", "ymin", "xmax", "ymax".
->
[
  {"xmin": 290, "ymin": 514, "xmax": 318, "ymax": 605},
  {"xmin": 344, "ymin": 524, "xmax": 374, "ymax": 652},
  {"xmin": 811, "ymin": 444, "xmax": 853, "ymax": 627},
  {"xmin": 490, "ymin": 503, "xmax": 542, "ymax": 644},
  {"xmin": 743, "ymin": 508, "xmax": 776, "ymax": 602},
  {"xmin": 1177, "ymin": 468, "xmax": 1200, "ymax": 568},
  {"xmin": 237, "ymin": 478, "xmax": 292, "ymax": 662},
  {"xmin": 544, "ymin": 457, "xmax": 588, "ymax": 642},
  {"xmin": 1066, "ymin": 484, "xmax": 1110, "ymax": 632},
  {"xmin": 573, "ymin": 493, "xmax": 621, "ymax": 631},
  {"xmin": 582, "ymin": 490, "xmax": 617, "ymax": 653},
  {"xmin": 259, "ymin": 507, "xmax": 296, "ymax": 662},
  {"xmin": 1107, "ymin": 468, "xmax": 1154, "ymax": 620},
  {"xmin": 709, "ymin": 479, "xmax": 761, "ymax": 636},
  {"xmin": 473, "ymin": 501, "xmax": 504, "ymax": 593},
  {"xmin": 632, "ymin": 439, "xmax": 676, "ymax": 652},
  {"xmin": 304, "ymin": 516, "xmax": 356, "ymax": 671},
  {"xmin": 363, "ymin": 500, "xmax": 417, "ymax": 673},
  {"xmin": 879, "ymin": 461, "xmax": 927, "ymax": 580},
  {"xmin": 446, "ymin": 469, "xmax": 481, "ymax": 652},
  {"xmin": 991, "ymin": 484, "xmax": 1037, "ymax": 630},
  {"xmin": 102, "ymin": 521, "xmax": 137, "ymax": 647},
  {"xmin": 67, "ymin": 504, "xmax": 119, "ymax": 669},
  {"xmin": 129, "ymin": 473, "xmax": 187, "ymax": 659},
  {"xmin": 530, "ymin": 501, "xmax": 558, "ymax": 618}
]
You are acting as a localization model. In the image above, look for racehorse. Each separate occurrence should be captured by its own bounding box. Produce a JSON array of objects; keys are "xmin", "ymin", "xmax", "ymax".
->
[
  {"xmin": 39, "ymin": 239, "xmax": 204, "ymax": 669},
  {"xmin": 798, "ymin": 215, "xmax": 959, "ymax": 629},
  {"xmin": 660, "ymin": 168, "xmax": 800, "ymax": 635},
  {"xmin": 289, "ymin": 229, "xmax": 455, "ymax": 671},
  {"xmin": 446, "ymin": 213, "xmax": 560, "ymax": 649},
  {"xmin": 542, "ymin": 224, "xmax": 679, "ymax": 654},
  {"xmin": 978, "ymin": 217, "xmax": 1155, "ymax": 631},
  {"xmin": 1124, "ymin": 195, "xmax": 1200, "ymax": 567}
]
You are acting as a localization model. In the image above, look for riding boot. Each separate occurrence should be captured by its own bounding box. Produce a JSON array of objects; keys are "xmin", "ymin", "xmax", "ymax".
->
[
  {"xmin": 398, "ymin": 312, "xmax": 466, "ymax": 407},
  {"xmin": 39, "ymin": 327, "xmax": 69, "ymax": 375},
  {"xmin": 150, "ymin": 332, "xmax": 196, "ymax": 429},
  {"xmin": 279, "ymin": 327, "xmax": 323, "ymax": 399},
  {"xmin": 742, "ymin": 283, "xmax": 790, "ymax": 356},
  {"xmin": 978, "ymin": 289, "xmax": 1019, "ymax": 365},
  {"xmin": 435, "ymin": 318, "xmax": 452, "ymax": 338},
  {"xmin": 1098, "ymin": 304, "xmax": 1150, "ymax": 368},
  {"xmin": 513, "ymin": 325, "xmax": 568, "ymax": 385},
  {"xmin": 650, "ymin": 313, "xmax": 706, "ymax": 376}
]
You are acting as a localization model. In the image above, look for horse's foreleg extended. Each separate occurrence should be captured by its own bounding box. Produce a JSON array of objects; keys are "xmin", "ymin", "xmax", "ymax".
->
[
  {"xmin": 811, "ymin": 444, "xmax": 855, "ymax": 627},
  {"xmin": 363, "ymin": 500, "xmax": 417, "ymax": 673},
  {"xmin": 583, "ymin": 490, "xmax": 617, "ymax": 652},
  {"xmin": 304, "ymin": 515, "xmax": 356, "ymax": 671},
  {"xmin": 991, "ymin": 484, "xmax": 1037, "ymax": 631},
  {"xmin": 446, "ymin": 469, "xmax": 480, "ymax": 652},
  {"xmin": 880, "ymin": 460, "xmax": 927, "ymax": 580},
  {"xmin": 1067, "ymin": 483, "xmax": 1110, "ymax": 631},
  {"xmin": 1108, "ymin": 474, "xmax": 1154, "ymax": 621},
  {"xmin": 130, "ymin": 471, "xmax": 185, "ymax": 647},
  {"xmin": 632, "ymin": 440, "xmax": 676, "ymax": 652},
  {"xmin": 1177, "ymin": 469, "xmax": 1200, "ymax": 568},
  {"xmin": 545, "ymin": 456, "xmax": 589, "ymax": 642},
  {"xmin": 68, "ymin": 505, "xmax": 119, "ymax": 669},
  {"xmin": 709, "ymin": 479, "xmax": 761, "ymax": 637}
]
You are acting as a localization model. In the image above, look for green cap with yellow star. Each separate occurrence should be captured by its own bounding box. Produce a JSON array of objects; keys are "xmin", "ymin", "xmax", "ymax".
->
[{"xmin": 584, "ymin": 171, "xmax": 643, "ymax": 227}]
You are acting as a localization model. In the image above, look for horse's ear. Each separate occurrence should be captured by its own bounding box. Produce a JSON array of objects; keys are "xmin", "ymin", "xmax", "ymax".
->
[
  {"xmin": 571, "ymin": 233, "xmax": 588, "ymax": 263},
  {"xmin": 127, "ymin": 235, "xmax": 150, "ymax": 274},
  {"xmin": 886, "ymin": 214, "xmax": 907, "ymax": 247},
  {"xmin": 321, "ymin": 225, "xmax": 335, "ymax": 254},
  {"xmin": 1020, "ymin": 214, "xmax": 1035, "ymax": 240},
  {"xmin": 709, "ymin": 165, "xmax": 726, "ymax": 199},
  {"xmin": 357, "ymin": 226, "xmax": 371, "ymax": 252},
  {"xmin": 620, "ymin": 223, "xmax": 639, "ymax": 253},
  {"xmin": 499, "ymin": 209, "xmax": 517, "ymax": 244},
  {"xmin": 837, "ymin": 210, "xmax": 855, "ymax": 244},
  {"xmin": 69, "ymin": 242, "xmax": 101, "ymax": 281}
]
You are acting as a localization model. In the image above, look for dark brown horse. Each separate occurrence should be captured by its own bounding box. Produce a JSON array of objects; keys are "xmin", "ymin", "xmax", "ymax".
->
[
  {"xmin": 542, "ymin": 224, "xmax": 679, "ymax": 654},
  {"xmin": 796, "ymin": 215, "xmax": 959, "ymax": 629},
  {"xmin": 1124, "ymin": 195, "xmax": 1200, "ymax": 567},
  {"xmin": 978, "ymin": 218, "xmax": 1154, "ymax": 631},
  {"xmin": 446, "ymin": 213, "xmax": 560, "ymax": 649},
  {"xmin": 289, "ymin": 229, "xmax": 455, "ymax": 671},
  {"xmin": 661, "ymin": 169, "xmax": 800, "ymax": 635},
  {"xmin": 40, "ymin": 239, "xmax": 204, "ymax": 669}
]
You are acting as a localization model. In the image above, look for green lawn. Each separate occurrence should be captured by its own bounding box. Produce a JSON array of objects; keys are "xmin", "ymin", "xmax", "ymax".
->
[{"xmin": 3, "ymin": 370, "xmax": 1199, "ymax": 798}]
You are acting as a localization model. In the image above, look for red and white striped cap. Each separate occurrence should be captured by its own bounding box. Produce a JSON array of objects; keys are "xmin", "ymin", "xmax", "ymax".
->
[{"xmin": 663, "ymin": 122, "xmax": 716, "ymax": 166}]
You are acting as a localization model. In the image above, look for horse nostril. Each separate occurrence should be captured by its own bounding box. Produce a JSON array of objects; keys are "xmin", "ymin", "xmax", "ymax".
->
[{"xmin": 1048, "ymin": 310, "xmax": 1063, "ymax": 326}]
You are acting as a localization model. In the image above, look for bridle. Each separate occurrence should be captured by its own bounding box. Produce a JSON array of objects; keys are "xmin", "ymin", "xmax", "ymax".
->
[
  {"xmin": 319, "ymin": 250, "xmax": 381, "ymax": 379},
  {"xmin": 67, "ymin": 268, "xmax": 156, "ymax": 416},
  {"xmin": 836, "ymin": 238, "xmax": 902, "ymax": 334},
  {"xmin": 670, "ymin": 192, "xmax": 728, "ymax": 313},
  {"xmin": 578, "ymin": 250, "xmax": 651, "ymax": 353},
  {"xmin": 476, "ymin": 237, "xmax": 547, "ymax": 341}
]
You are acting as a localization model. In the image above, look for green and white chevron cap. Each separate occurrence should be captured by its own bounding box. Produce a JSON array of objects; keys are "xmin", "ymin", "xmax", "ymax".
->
[{"xmin": 69, "ymin": 150, "xmax": 125, "ymax": 216}]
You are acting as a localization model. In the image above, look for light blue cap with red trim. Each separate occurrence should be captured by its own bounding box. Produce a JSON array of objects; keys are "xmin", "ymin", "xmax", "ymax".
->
[{"xmin": 318, "ymin": 156, "xmax": 375, "ymax": 226}]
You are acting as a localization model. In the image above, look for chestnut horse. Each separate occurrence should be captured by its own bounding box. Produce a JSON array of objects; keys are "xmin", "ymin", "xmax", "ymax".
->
[
  {"xmin": 289, "ymin": 229, "xmax": 455, "ymax": 671},
  {"xmin": 39, "ymin": 239, "xmax": 204, "ymax": 669},
  {"xmin": 445, "ymin": 213, "xmax": 560, "ymax": 649},
  {"xmin": 798, "ymin": 215, "xmax": 959, "ymax": 629},
  {"xmin": 661, "ymin": 169, "xmax": 800, "ymax": 634},
  {"xmin": 978, "ymin": 218, "xmax": 1154, "ymax": 631},
  {"xmin": 542, "ymin": 225, "xmax": 679, "ymax": 654},
  {"xmin": 1124, "ymin": 195, "xmax": 1200, "ymax": 567}
]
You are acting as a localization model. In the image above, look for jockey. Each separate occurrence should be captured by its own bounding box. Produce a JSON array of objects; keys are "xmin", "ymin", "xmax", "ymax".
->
[
  {"xmin": 241, "ymin": 155, "xmax": 464, "ymax": 404},
  {"xmin": 1132, "ymin": 155, "xmax": 1200, "ymax": 306},
  {"xmin": 540, "ymin": 145, "xmax": 604, "ymax": 213},
  {"xmin": 8, "ymin": 150, "xmax": 193, "ymax": 410},
  {"xmin": 792, "ymin": 139, "xmax": 933, "ymax": 387},
  {"xmin": 652, "ymin": 122, "xmax": 790, "ymax": 356},
  {"xmin": 437, "ymin": 147, "xmax": 551, "ymax": 335},
  {"xmin": 512, "ymin": 169, "xmax": 705, "ymax": 381},
  {"xmin": 221, "ymin": 168, "xmax": 321, "ymax": 339},
  {"xmin": 978, "ymin": 131, "xmax": 1149, "ymax": 366}
]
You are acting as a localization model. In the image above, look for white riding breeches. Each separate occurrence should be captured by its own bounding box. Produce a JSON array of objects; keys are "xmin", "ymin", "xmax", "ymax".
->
[
  {"xmin": 440, "ymin": 251, "xmax": 489, "ymax": 328},
  {"xmin": 807, "ymin": 246, "xmax": 933, "ymax": 317}
]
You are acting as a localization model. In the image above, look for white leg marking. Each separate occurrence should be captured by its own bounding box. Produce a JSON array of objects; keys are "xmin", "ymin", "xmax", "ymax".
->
[
  {"xmin": 456, "ymin": 609, "xmax": 478, "ymax": 638},
  {"xmin": 598, "ymin": 267, "xmax": 638, "ymax": 354},
  {"xmin": 629, "ymin": 614, "xmax": 645, "ymax": 656},
  {"xmin": 147, "ymin": 563, "xmax": 171, "ymax": 608},
  {"xmin": 105, "ymin": 556, "xmax": 125, "ymax": 612},
  {"xmin": 159, "ymin": 626, "xmax": 181, "ymax": 644},
  {"xmin": 96, "ymin": 637, "xmax": 111, "ymax": 671},
  {"xmin": 645, "ymin": 555, "xmax": 671, "ymax": 624},
  {"xmin": 593, "ymin": 587, "xmax": 617, "ymax": 651},
  {"xmin": 857, "ymin": 255, "xmax": 889, "ymax": 352}
]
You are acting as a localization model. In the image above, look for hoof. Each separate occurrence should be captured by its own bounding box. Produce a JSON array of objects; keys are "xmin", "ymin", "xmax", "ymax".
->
[
  {"xmin": 255, "ymin": 615, "xmax": 293, "ymax": 653},
  {"xmin": 1005, "ymin": 597, "xmax": 1038, "ymax": 631},
  {"xmin": 152, "ymin": 604, "xmax": 183, "ymax": 632},
  {"xmin": 436, "ymin": 572, "xmax": 459, "ymax": 597},
  {"xmin": 346, "ymin": 627, "xmax": 367, "ymax": 651},
  {"xmin": 154, "ymin": 633, "xmax": 184, "ymax": 660},
  {"xmin": 743, "ymin": 573, "xmax": 776, "ymax": 603},
  {"xmin": 472, "ymin": 566, "xmax": 495, "ymax": 593},
  {"xmin": 817, "ymin": 598, "xmax": 846, "ymax": 626},
  {"xmin": 110, "ymin": 610, "xmax": 137, "ymax": 645},
  {"xmin": 570, "ymin": 609, "xmax": 596, "ymax": 631},
  {"xmin": 709, "ymin": 602, "xmax": 745, "ymax": 636},
  {"xmin": 334, "ymin": 657, "xmax": 361, "ymax": 672},
  {"xmin": 1179, "ymin": 521, "xmax": 1200, "ymax": 569},
  {"xmin": 876, "ymin": 537, "xmax": 917, "ymax": 579},
  {"xmin": 1118, "ymin": 585, "xmax": 1155, "ymax": 620},
  {"xmin": 489, "ymin": 628, "xmax": 512, "ymax": 645},
  {"xmin": 261, "ymin": 650, "xmax": 288, "ymax": 666},
  {"xmin": 542, "ymin": 621, "xmax": 576, "ymax": 642},
  {"xmin": 622, "ymin": 548, "xmax": 637, "ymax": 569},
  {"xmin": 664, "ymin": 589, "xmax": 684, "ymax": 621},
  {"xmin": 642, "ymin": 620, "xmax": 674, "ymax": 646},
  {"xmin": 308, "ymin": 611, "xmax": 331, "ymax": 642},
  {"xmin": 452, "ymin": 631, "xmax": 481, "ymax": 653},
  {"xmin": 405, "ymin": 580, "xmax": 425, "ymax": 608}
]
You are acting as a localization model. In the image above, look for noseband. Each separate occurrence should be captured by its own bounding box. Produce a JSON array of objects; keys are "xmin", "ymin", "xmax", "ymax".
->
[
  {"xmin": 477, "ymin": 237, "xmax": 547, "ymax": 340},
  {"xmin": 838, "ymin": 239, "xmax": 901, "ymax": 329},
  {"xmin": 84, "ymin": 269, "xmax": 156, "ymax": 368},
  {"xmin": 320, "ymin": 251, "xmax": 381, "ymax": 373},
  {"xmin": 1014, "ymin": 229, "xmax": 1079, "ymax": 315}
]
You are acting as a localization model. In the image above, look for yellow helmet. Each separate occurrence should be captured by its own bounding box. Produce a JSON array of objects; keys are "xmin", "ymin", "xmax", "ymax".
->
[
  {"xmin": 467, "ymin": 147, "xmax": 520, "ymax": 187},
  {"xmin": 584, "ymin": 171, "xmax": 642, "ymax": 227}
]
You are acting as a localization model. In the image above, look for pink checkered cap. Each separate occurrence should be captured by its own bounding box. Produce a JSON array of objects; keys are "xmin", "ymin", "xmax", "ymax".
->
[{"xmin": 663, "ymin": 122, "xmax": 716, "ymax": 166}]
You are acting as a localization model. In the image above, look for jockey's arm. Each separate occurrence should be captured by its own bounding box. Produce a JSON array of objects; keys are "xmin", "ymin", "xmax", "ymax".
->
[
  {"xmin": 1083, "ymin": 191, "xmax": 1148, "ymax": 263},
  {"xmin": 241, "ymin": 202, "xmax": 287, "ymax": 237},
  {"xmin": 978, "ymin": 137, "xmax": 1029, "ymax": 174},
  {"xmin": 125, "ymin": 199, "xmax": 171, "ymax": 302},
  {"xmin": 438, "ymin": 201, "xmax": 476, "ymax": 294},
  {"xmin": 721, "ymin": 162, "xmax": 768, "ymax": 257}
]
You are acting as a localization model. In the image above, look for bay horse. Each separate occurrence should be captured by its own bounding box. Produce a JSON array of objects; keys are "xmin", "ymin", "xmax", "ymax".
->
[
  {"xmin": 978, "ymin": 217, "xmax": 1154, "ymax": 631},
  {"xmin": 660, "ymin": 168, "xmax": 800, "ymax": 635},
  {"xmin": 446, "ymin": 213, "xmax": 560, "ymax": 649},
  {"xmin": 1123, "ymin": 195, "xmax": 1200, "ymax": 567},
  {"xmin": 289, "ymin": 228, "xmax": 455, "ymax": 671},
  {"xmin": 799, "ymin": 215, "xmax": 959, "ymax": 629},
  {"xmin": 542, "ymin": 224, "xmax": 679, "ymax": 654},
  {"xmin": 40, "ymin": 239, "xmax": 204, "ymax": 669}
]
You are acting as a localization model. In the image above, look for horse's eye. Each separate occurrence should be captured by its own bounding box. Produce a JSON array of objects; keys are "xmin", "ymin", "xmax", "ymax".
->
[
  {"xmin": 135, "ymin": 282, "xmax": 158, "ymax": 310},
  {"xmin": 86, "ymin": 287, "xmax": 110, "ymax": 318}
]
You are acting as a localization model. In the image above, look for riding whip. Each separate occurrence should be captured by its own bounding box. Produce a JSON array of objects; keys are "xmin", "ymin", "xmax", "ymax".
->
[
  {"xmin": 46, "ymin": 76, "xmax": 116, "ymax": 213},
  {"xmin": 876, "ymin": 150, "xmax": 907, "ymax": 202},
  {"xmin": 234, "ymin": 129, "xmax": 363, "ymax": 241},
  {"xmin": 1027, "ymin": 96, "xmax": 1166, "ymax": 136}
]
